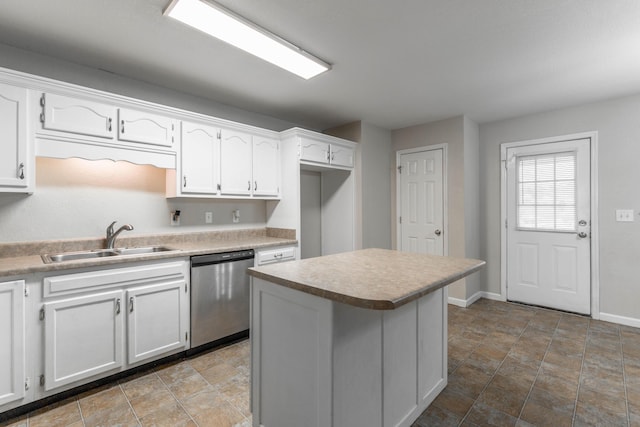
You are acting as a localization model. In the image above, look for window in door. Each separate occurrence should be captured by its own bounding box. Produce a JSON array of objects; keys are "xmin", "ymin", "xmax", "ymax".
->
[{"xmin": 517, "ymin": 152, "xmax": 576, "ymax": 232}]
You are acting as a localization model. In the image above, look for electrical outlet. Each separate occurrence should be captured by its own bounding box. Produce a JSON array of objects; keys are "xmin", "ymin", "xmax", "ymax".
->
[
  {"xmin": 232, "ymin": 209, "xmax": 240, "ymax": 223},
  {"xmin": 616, "ymin": 209, "xmax": 634, "ymax": 222},
  {"xmin": 205, "ymin": 212, "xmax": 213, "ymax": 224}
]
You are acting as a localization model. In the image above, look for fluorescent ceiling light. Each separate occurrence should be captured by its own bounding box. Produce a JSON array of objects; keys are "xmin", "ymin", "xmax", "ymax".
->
[{"xmin": 164, "ymin": 0, "xmax": 331, "ymax": 79}]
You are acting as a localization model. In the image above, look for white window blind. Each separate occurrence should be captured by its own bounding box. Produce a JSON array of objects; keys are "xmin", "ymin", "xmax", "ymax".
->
[{"xmin": 517, "ymin": 152, "xmax": 576, "ymax": 232}]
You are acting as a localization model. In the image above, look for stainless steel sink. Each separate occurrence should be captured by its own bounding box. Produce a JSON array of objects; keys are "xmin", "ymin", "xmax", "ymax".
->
[
  {"xmin": 114, "ymin": 246, "xmax": 175, "ymax": 256},
  {"xmin": 42, "ymin": 246, "xmax": 177, "ymax": 264}
]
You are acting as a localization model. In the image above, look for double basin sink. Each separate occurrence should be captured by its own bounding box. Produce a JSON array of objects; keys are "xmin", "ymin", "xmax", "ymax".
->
[{"xmin": 42, "ymin": 246, "xmax": 177, "ymax": 264}]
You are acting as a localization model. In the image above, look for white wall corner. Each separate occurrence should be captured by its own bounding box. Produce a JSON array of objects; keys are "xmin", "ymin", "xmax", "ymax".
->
[{"xmin": 448, "ymin": 291, "xmax": 505, "ymax": 308}]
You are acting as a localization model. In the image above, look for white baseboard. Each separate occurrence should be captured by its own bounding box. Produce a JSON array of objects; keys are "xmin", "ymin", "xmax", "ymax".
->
[
  {"xmin": 447, "ymin": 291, "xmax": 505, "ymax": 308},
  {"xmin": 599, "ymin": 312, "xmax": 640, "ymax": 328}
]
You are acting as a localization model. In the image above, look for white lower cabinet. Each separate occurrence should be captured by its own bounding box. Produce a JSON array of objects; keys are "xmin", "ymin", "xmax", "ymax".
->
[
  {"xmin": 43, "ymin": 290, "xmax": 124, "ymax": 391},
  {"xmin": 41, "ymin": 260, "xmax": 189, "ymax": 392},
  {"xmin": 0, "ymin": 280, "xmax": 25, "ymax": 406},
  {"xmin": 127, "ymin": 281, "xmax": 186, "ymax": 364}
]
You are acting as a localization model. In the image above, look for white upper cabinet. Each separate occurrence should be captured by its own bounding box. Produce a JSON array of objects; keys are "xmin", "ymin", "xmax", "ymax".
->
[
  {"xmin": 253, "ymin": 136, "xmax": 280, "ymax": 197},
  {"xmin": 0, "ymin": 280, "xmax": 25, "ymax": 406},
  {"xmin": 300, "ymin": 139, "xmax": 330, "ymax": 164},
  {"xmin": 41, "ymin": 92, "xmax": 116, "ymax": 139},
  {"xmin": 118, "ymin": 108, "xmax": 176, "ymax": 148},
  {"xmin": 219, "ymin": 127, "xmax": 253, "ymax": 196},
  {"xmin": 180, "ymin": 121, "xmax": 219, "ymax": 195},
  {"xmin": 328, "ymin": 143, "xmax": 354, "ymax": 168},
  {"xmin": 0, "ymin": 83, "xmax": 32, "ymax": 192}
]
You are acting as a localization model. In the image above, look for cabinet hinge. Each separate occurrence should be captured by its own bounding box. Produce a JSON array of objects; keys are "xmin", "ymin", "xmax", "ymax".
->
[
  {"xmin": 39, "ymin": 307, "xmax": 45, "ymax": 321},
  {"xmin": 397, "ymin": 165, "xmax": 402, "ymax": 174},
  {"xmin": 505, "ymin": 219, "xmax": 508, "ymax": 228},
  {"xmin": 399, "ymin": 216, "xmax": 402, "ymax": 224},
  {"xmin": 217, "ymin": 183, "xmax": 221, "ymax": 191},
  {"xmin": 39, "ymin": 375, "xmax": 45, "ymax": 387},
  {"xmin": 24, "ymin": 287, "xmax": 29, "ymax": 297},
  {"xmin": 39, "ymin": 94, "xmax": 45, "ymax": 123},
  {"xmin": 185, "ymin": 283, "xmax": 187, "ymax": 293},
  {"xmin": 185, "ymin": 332, "xmax": 189, "ymax": 342},
  {"xmin": 217, "ymin": 130, "xmax": 221, "ymax": 139},
  {"xmin": 25, "ymin": 377, "xmax": 30, "ymax": 391},
  {"xmin": 40, "ymin": 93, "xmax": 45, "ymax": 107}
]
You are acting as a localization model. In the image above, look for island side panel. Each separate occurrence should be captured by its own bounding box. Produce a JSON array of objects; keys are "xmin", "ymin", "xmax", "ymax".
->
[
  {"xmin": 417, "ymin": 287, "xmax": 447, "ymax": 405},
  {"xmin": 251, "ymin": 277, "xmax": 333, "ymax": 427}
]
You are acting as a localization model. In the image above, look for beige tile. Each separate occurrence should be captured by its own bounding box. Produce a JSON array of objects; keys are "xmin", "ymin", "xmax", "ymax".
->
[
  {"xmin": 157, "ymin": 361, "xmax": 199, "ymax": 386},
  {"xmin": 138, "ymin": 401, "xmax": 192, "ymax": 427},
  {"xmin": 29, "ymin": 399, "xmax": 82, "ymax": 427},
  {"xmin": 200, "ymin": 363, "xmax": 240, "ymax": 386},
  {"xmin": 463, "ymin": 401, "xmax": 518, "ymax": 427},
  {"xmin": 130, "ymin": 387, "xmax": 178, "ymax": 419},
  {"xmin": 0, "ymin": 416, "xmax": 28, "ymax": 427},
  {"xmin": 477, "ymin": 374, "xmax": 530, "ymax": 417},
  {"xmin": 169, "ymin": 372, "xmax": 212, "ymax": 401},
  {"xmin": 189, "ymin": 401, "xmax": 246, "ymax": 427},
  {"xmin": 83, "ymin": 401, "xmax": 139, "ymax": 427},
  {"xmin": 181, "ymin": 387, "xmax": 227, "ymax": 416},
  {"xmin": 190, "ymin": 350, "xmax": 225, "ymax": 373},
  {"xmin": 431, "ymin": 388, "xmax": 475, "ymax": 418},
  {"xmin": 78, "ymin": 385, "xmax": 128, "ymax": 420},
  {"xmin": 121, "ymin": 373, "xmax": 167, "ymax": 400}
]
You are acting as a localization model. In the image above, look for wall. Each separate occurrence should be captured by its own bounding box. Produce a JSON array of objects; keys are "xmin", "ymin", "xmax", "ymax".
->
[
  {"xmin": 0, "ymin": 43, "xmax": 300, "ymax": 243},
  {"xmin": 0, "ymin": 158, "xmax": 267, "ymax": 242},
  {"xmin": 479, "ymin": 93, "xmax": 640, "ymax": 322},
  {"xmin": 392, "ymin": 116, "xmax": 468, "ymax": 300},
  {"xmin": 463, "ymin": 117, "xmax": 481, "ymax": 298},
  {"xmin": 300, "ymin": 170, "xmax": 322, "ymax": 259},
  {"xmin": 325, "ymin": 121, "xmax": 393, "ymax": 250}
]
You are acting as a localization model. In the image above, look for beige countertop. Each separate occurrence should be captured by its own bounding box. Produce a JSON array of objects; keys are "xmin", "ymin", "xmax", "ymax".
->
[
  {"xmin": 0, "ymin": 228, "xmax": 296, "ymax": 277},
  {"xmin": 248, "ymin": 248, "xmax": 485, "ymax": 310}
]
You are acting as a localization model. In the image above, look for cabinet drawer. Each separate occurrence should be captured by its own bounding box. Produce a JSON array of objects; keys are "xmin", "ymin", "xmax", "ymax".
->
[{"xmin": 256, "ymin": 246, "xmax": 297, "ymax": 266}]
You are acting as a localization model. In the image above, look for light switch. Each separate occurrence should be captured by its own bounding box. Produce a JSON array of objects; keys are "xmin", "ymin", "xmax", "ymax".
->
[
  {"xmin": 205, "ymin": 212, "xmax": 213, "ymax": 224},
  {"xmin": 616, "ymin": 209, "xmax": 634, "ymax": 222}
]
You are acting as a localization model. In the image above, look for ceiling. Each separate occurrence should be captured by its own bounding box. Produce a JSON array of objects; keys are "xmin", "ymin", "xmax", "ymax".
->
[{"xmin": 1, "ymin": 0, "xmax": 640, "ymax": 131}]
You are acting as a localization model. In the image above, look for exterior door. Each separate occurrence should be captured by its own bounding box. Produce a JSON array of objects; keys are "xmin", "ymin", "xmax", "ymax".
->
[
  {"xmin": 398, "ymin": 148, "xmax": 444, "ymax": 255},
  {"xmin": 506, "ymin": 138, "xmax": 591, "ymax": 314}
]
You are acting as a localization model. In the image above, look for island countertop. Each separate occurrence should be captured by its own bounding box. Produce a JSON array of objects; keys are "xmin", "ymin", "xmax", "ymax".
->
[{"xmin": 248, "ymin": 248, "xmax": 485, "ymax": 310}]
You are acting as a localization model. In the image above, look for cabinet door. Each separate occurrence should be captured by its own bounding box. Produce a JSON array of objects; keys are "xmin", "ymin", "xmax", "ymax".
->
[
  {"xmin": 118, "ymin": 108, "xmax": 176, "ymax": 148},
  {"xmin": 44, "ymin": 290, "xmax": 123, "ymax": 391},
  {"xmin": 253, "ymin": 136, "xmax": 280, "ymax": 197},
  {"xmin": 181, "ymin": 121, "xmax": 219, "ymax": 194},
  {"xmin": 127, "ymin": 280, "xmax": 186, "ymax": 365},
  {"xmin": 300, "ymin": 138, "xmax": 329, "ymax": 164},
  {"xmin": 0, "ymin": 280, "xmax": 25, "ymax": 405},
  {"xmin": 0, "ymin": 84, "xmax": 29, "ymax": 190},
  {"xmin": 220, "ymin": 128, "xmax": 252, "ymax": 196},
  {"xmin": 41, "ymin": 92, "xmax": 116, "ymax": 139},
  {"xmin": 330, "ymin": 144, "xmax": 355, "ymax": 168}
]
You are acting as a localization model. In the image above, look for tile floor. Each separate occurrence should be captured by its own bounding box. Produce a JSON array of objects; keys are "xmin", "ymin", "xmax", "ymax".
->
[{"xmin": 2, "ymin": 298, "xmax": 639, "ymax": 427}]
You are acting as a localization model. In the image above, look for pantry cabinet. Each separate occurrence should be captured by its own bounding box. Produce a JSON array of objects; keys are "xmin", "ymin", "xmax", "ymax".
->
[
  {"xmin": 0, "ymin": 83, "xmax": 32, "ymax": 193},
  {"xmin": 219, "ymin": 127, "xmax": 253, "ymax": 196},
  {"xmin": 0, "ymin": 280, "xmax": 25, "ymax": 405},
  {"xmin": 180, "ymin": 121, "xmax": 220, "ymax": 195}
]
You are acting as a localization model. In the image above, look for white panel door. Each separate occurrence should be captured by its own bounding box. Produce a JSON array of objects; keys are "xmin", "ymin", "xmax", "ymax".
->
[
  {"xmin": 506, "ymin": 138, "xmax": 591, "ymax": 314},
  {"xmin": 252, "ymin": 136, "xmax": 280, "ymax": 196},
  {"xmin": 181, "ymin": 121, "xmax": 219, "ymax": 195},
  {"xmin": 44, "ymin": 291, "xmax": 124, "ymax": 390},
  {"xmin": 219, "ymin": 128, "xmax": 253, "ymax": 195},
  {"xmin": 399, "ymin": 149, "xmax": 444, "ymax": 255},
  {"xmin": 127, "ymin": 281, "xmax": 186, "ymax": 364},
  {"xmin": 0, "ymin": 83, "xmax": 29, "ymax": 189},
  {"xmin": 0, "ymin": 280, "xmax": 25, "ymax": 405}
]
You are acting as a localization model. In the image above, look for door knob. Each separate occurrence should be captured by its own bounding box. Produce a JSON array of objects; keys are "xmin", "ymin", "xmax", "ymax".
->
[
  {"xmin": 435, "ymin": 229, "xmax": 442, "ymax": 236},
  {"xmin": 578, "ymin": 232, "xmax": 588, "ymax": 238}
]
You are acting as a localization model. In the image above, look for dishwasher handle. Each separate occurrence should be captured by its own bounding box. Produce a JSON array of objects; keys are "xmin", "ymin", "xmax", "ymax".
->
[{"xmin": 191, "ymin": 250, "xmax": 255, "ymax": 267}]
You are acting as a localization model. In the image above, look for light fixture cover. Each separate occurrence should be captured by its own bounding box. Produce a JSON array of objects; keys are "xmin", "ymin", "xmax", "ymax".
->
[{"xmin": 164, "ymin": 0, "xmax": 331, "ymax": 79}]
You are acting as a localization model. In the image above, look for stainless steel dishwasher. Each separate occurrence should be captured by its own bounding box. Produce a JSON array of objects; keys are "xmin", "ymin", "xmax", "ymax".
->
[{"xmin": 190, "ymin": 249, "xmax": 254, "ymax": 349}]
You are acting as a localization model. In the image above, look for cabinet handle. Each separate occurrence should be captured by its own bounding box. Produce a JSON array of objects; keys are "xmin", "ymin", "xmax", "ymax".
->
[
  {"xmin": 217, "ymin": 183, "xmax": 221, "ymax": 191},
  {"xmin": 331, "ymin": 152, "xmax": 335, "ymax": 161},
  {"xmin": 129, "ymin": 297, "xmax": 134, "ymax": 313},
  {"xmin": 248, "ymin": 181, "xmax": 251, "ymax": 191},
  {"xmin": 326, "ymin": 151, "xmax": 330, "ymax": 162},
  {"xmin": 121, "ymin": 120, "xmax": 125, "ymax": 134},
  {"xmin": 254, "ymin": 181, "xmax": 257, "ymax": 191},
  {"xmin": 183, "ymin": 176, "xmax": 187, "ymax": 188},
  {"xmin": 107, "ymin": 117, "xmax": 112, "ymax": 132},
  {"xmin": 115, "ymin": 298, "xmax": 121, "ymax": 315},
  {"xmin": 18, "ymin": 162, "xmax": 25, "ymax": 180}
]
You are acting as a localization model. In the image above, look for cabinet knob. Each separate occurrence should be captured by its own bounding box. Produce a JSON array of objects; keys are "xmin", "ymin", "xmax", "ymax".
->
[
  {"xmin": 183, "ymin": 176, "xmax": 187, "ymax": 188},
  {"xmin": 248, "ymin": 181, "xmax": 251, "ymax": 191},
  {"xmin": 254, "ymin": 181, "xmax": 257, "ymax": 191}
]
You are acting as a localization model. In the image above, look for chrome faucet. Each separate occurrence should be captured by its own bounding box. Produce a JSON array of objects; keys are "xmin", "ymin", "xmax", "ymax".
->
[{"xmin": 106, "ymin": 221, "xmax": 134, "ymax": 249}]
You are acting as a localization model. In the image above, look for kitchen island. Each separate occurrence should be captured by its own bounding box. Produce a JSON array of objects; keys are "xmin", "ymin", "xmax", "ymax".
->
[{"xmin": 248, "ymin": 248, "xmax": 485, "ymax": 427}]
